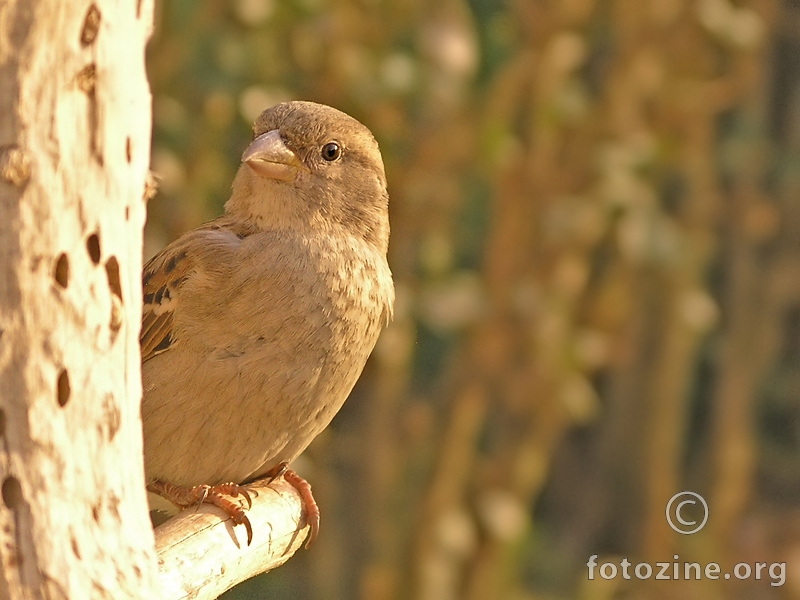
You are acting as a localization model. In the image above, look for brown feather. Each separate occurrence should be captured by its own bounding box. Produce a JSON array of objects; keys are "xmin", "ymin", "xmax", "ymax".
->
[{"xmin": 140, "ymin": 217, "xmax": 258, "ymax": 363}]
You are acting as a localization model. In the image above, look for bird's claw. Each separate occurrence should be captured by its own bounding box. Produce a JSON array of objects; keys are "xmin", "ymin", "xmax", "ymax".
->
[
  {"xmin": 149, "ymin": 480, "xmax": 255, "ymax": 545},
  {"xmin": 231, "ymin": 512, "xmax": 253, "ymax": 546},
  {"xmin": 215, "ymin": 482, "xmax": 253, "ymax": 509},
  {"xmin": 269, "ymin": 466, "xmax": 320, "ymax": 549}
]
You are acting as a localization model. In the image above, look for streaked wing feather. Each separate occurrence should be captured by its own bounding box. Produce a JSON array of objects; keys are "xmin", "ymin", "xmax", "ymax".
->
[
  {"xmin": 141, "ymin": 311, "xmax": 175, "ymax": 362},
  {"xmin": 141, "ymin": 248, "xmax": 192, "ymax": 363},
  {"xmin": 140, "ymin": 217, "xmax": 256, "ymax": 363}
]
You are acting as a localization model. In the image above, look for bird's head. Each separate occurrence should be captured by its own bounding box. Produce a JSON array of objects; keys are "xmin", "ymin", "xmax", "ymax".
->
[{"xmin": 227, "ymin": 101, "xmax": 389, "ymax": 252}]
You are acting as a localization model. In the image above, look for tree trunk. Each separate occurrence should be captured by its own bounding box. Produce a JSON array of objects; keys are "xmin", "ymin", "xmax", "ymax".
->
[{"xmin": 0, "ymin": 1, "xmax": 158, "ymax": 597}]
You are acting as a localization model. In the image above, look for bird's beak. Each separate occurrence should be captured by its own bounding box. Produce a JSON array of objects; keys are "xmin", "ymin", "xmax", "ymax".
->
[{"xmin": 242, "ymin": 130, "xmax": 302, "ymax": 182}]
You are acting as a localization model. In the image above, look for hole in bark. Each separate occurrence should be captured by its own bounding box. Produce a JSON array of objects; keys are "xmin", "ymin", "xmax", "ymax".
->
[
  {"xmin": 57, "ymin": 369, "xmax": 71, "ymax": 407},
  {"xmin": 2, "ymin": 477, "xmax": 22, "ymax": 509},
  {"xmin": 125, "ymin": 206, "xmax": 130, "ymax": 220},
  {"xmin": 77, "ymin": 64, "xmax": 96, "ymax": 94},
  {"xmin": 105, "ymin": 257, "xmax": 122, "ymax": 300},
  {"xmin": 87, "ymin": 233, "xmax": 101, "ymax": 264},
  {"xmin": 80, "ymin": 4, "xmax": 101, "ymax": 46},
  {"xmin": 54, "ymin": 253, "xmax": 69, "ymax": 288},
  {"xmin": 125, "ymin": 137, "xmax": 132, "ymax": 163},
  {"xmin": 71, "ymin": 535, "xmax": 81, "ymax": 558}
]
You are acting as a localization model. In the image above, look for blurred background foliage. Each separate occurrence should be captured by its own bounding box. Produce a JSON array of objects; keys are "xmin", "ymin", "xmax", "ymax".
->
[{"xmin": 145, "ymin": 0, "xmax": 800, "ymax": 598}]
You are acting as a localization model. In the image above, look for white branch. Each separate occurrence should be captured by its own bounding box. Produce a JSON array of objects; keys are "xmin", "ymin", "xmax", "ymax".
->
[{"xmin": 155, "ymin": 479, "xmax": 311, "ymax": 600}]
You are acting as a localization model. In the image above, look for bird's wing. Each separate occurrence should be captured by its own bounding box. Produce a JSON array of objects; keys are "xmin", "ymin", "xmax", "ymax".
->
[{"xmin": 141, "ymin": 218, "xmax": 257, "ymax": 363}]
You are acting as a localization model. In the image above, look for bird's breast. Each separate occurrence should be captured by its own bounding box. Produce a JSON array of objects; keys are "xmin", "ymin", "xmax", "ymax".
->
[{"xmin": 196, "ymin": 231, "xmax": 392, "ymax": 394}]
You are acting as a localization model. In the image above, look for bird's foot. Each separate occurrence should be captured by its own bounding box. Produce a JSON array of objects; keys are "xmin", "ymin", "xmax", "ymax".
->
[
  {"xmin": 148, "ymin": 480, "xmax": 254, "ymax": 545},
  {"xmin": 265, "ymin": 462, "xmax": 320, "ymax": 548}
]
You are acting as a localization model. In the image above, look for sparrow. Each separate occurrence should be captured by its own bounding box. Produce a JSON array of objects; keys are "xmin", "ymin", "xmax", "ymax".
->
[{"xmin": 140, "ymin": 101, "xmax": 394, "ymax": 546}]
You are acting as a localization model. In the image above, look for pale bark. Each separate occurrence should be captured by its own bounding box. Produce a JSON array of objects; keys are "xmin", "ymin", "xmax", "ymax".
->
[
  {"xmin": 0, "ymin": 1, "xmax": 158, "ymax": 598},
  {"xmin": 155, "ymin": 479, "xmax": 309, "ymax": 600}
]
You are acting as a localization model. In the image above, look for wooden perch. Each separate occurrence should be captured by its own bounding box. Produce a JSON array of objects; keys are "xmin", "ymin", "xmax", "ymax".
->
[{"xmin": 155, "ymin": 478, "xmax": 310, "ymax": 600}]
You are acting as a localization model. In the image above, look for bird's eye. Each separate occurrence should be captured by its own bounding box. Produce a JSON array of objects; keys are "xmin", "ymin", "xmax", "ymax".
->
[{"xmin": 321, "ymin": 142, "xmax": 341, "ymax": 162}]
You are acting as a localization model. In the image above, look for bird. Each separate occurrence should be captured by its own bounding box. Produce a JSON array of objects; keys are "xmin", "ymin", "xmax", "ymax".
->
[{"xmin": 140, "ymin": 101, "xmax": 394, "ymax": 546}]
